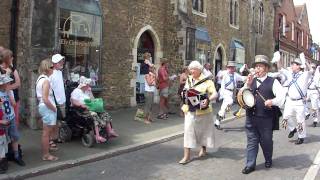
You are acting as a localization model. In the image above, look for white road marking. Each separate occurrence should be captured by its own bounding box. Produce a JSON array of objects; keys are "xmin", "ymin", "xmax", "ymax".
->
[{"xmin": 304, "ymin": 149, "xmax": 320, "ymax": 180}]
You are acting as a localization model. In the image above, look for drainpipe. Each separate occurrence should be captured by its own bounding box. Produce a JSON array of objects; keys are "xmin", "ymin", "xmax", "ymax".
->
[{"xmin": 10, "ymin": 0, "xmax": 19, "ymax": 65}]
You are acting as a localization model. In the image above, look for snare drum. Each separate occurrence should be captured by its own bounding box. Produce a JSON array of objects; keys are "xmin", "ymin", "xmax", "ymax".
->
[{"xmin": 237, "ymin": 88, "xmax": 255, "ymax": 109}]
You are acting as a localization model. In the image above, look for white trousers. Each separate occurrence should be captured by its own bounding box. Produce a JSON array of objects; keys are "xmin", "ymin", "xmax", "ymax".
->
[
  {"xmin": 308, "ymin": 91, "xmax": 319, "ymax": 122},
  {"xmin": 283, "ymin": 99, "xmax": 306, "ymax": 138},
  {"xmin": 216, "ymin": 91, "xmax": 234, "ymax": 125}
]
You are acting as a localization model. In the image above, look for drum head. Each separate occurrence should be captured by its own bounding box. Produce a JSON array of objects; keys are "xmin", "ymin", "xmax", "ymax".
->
[{"xmin": 243, "ymin": 90, "xmax": 255, "ymax": 107}]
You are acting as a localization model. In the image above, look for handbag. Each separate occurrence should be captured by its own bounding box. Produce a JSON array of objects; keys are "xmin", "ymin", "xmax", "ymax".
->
[
  {"xmin": 52, "ymin": 90, "xmax": 64, "ymax": 120},
  {"xmin": 84, "ymin": 98, "xmax": 105, "ymax": 113}
]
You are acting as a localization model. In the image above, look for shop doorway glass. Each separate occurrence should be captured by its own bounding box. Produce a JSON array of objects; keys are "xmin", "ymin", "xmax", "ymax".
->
[
  {"xmin": 136, "ymin": 31, "xmax": 155, "ymax": 104},
  {"xmin": 59, "ymin": 8, "xmax": 102, "ymax": 87}
]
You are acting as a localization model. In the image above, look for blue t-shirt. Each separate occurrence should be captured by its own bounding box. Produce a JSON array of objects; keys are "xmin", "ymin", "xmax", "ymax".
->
[{"xmin": 0, "ymin": 91, "xmax": 15, "ymax": 122}]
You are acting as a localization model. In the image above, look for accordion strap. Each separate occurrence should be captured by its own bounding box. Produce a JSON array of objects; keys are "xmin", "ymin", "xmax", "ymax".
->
[{"xmin": 187, "ymin": 75, "xmax": 213, "ymax": 89}]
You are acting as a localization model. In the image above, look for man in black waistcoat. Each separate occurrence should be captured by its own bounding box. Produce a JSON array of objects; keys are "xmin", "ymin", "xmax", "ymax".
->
[{"xmin": 242, "ymin": 55, "xmax": 285, "ymax": 174}]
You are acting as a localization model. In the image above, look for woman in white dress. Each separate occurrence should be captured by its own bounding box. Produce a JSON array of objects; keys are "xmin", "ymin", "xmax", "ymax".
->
[{"xmin": 179, "ymin": 61, "xmax": 218, "ymax": 164}]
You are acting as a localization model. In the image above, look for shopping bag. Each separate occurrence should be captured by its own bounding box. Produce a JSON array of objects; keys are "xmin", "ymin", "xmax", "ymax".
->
[
  {"xmin": 84, "ymin": 98, "xmax": 105, "ymax": 113},
  {"xmin": 134, "ymin": 108, "xmax": 145, "ymax": 122}
]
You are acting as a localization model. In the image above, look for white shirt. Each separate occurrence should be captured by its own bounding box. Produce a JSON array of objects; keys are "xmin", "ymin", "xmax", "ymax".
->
[
  {"xmin": 280, "ymin": 68, "xmax": 313, "ymax": 99},
  {"xmin": 307, "ymin": 67, "xmax": 320, "ymax": 89},
  {"xmin": 49, "ymin": 69, "xmax": 66, "ymax": 104},
  {"xmin": 36, "ymin": 75, "xmax": 55, "ymax": 106},
  {"xmin": 216, "ymin": 70, "xmax": 226, "ymax": 84},
  {"xmin": 254, "ymin": 75, "xmax": 285, "ymax": 107},
  {"xmin": 70, "ymin": 88, "xmax": 91, "ymax": 106},
  {"xmin": 221, "ymin": 72, "xmax": 245, "ymax": 91},
  {"xmin": 203, "ymin": 68, "xmax": 213, "ymax": 78}
]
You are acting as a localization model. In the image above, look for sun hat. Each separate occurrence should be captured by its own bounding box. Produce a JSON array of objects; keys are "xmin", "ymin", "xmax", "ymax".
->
[
  {"xmin": 52, "ymin": 54, "xmax": 65, "ymax": 63},
  {"xmin": 78, "ymin": 76, "xmax": 92, "ymax": 88},
  {"xmin": 226, "ymin": 61, "xmax": 237, "ymax": 67}
]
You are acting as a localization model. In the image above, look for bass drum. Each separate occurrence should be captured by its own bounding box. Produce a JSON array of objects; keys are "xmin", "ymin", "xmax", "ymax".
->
[{"xmin": 237, "ymin": 88, "xmax": 255, "ymax": 109}]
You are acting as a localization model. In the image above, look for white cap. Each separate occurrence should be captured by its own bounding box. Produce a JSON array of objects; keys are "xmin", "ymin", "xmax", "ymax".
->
[{"xmin": 52, "ymin": 54, "xmax": 65, "ymax": 63}]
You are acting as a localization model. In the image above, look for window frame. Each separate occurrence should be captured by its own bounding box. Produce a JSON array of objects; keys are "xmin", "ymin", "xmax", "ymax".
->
[{"xmin": 192, "ymin": 0, "xmax": 207, "ymax": 17}]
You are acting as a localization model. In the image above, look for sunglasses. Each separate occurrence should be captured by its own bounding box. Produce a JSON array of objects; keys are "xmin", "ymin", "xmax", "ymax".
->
[{"xmin": 49, "ymin": 66, "xmax": 54, "ymax": 69}]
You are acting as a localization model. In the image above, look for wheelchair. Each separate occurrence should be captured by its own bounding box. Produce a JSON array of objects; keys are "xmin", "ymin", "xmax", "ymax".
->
[{"xmin": 58, "ymin": 81, "xmax": 112, "ymax": 147}]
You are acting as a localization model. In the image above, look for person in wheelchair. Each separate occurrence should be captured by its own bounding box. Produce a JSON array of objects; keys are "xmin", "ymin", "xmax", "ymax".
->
[{"xmin": 70, "ymin": 76, "xmax": 118, "ymax": 143}]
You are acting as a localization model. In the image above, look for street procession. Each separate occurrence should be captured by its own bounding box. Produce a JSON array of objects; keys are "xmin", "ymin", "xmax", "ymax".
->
[{"xmin": 0, "ymin": 0, "xmax": 320, "ymax": 179}]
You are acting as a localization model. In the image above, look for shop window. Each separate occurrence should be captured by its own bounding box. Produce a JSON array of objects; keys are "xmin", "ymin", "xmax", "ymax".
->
[
  {"xmin": 59, "ymin": 9, "xmax": 102, "ymax": 86},
  {"xmin": 229, "ymin": 0, "xmax": 239, "ymax": 27},
  {"xmin": 192, "ymin": 0, "xmax": 204, "ymax": 13},
  {"xmin": 186, "ymin": 28, "xmax": 196, "ymax": 65}
]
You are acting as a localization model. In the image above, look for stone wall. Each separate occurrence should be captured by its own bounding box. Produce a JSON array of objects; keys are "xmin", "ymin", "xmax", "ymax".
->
[{"xmin": 0, "ymin": 0, "xmax": 12, "ymax": 47}]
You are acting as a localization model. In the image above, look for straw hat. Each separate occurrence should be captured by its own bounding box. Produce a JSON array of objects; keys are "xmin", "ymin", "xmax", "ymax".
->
[{"xmin": 226, "ymin": 61, "xmax": 236, "ymax": 67}]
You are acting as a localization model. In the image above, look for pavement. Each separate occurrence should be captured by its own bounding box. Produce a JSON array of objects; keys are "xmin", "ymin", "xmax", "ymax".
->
[{"xmin": 0, "ymin": 102, "xmax": 243, "ymax": 180}]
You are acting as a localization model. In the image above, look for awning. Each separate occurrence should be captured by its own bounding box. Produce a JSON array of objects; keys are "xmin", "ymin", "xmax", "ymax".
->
[
  {"xmin": 59, "ymin": 0, "xmax": 102, "ymax": 16},
  {"xmin": 230, "ymin": 40, "xmax": 245, "ymax": 49},
  {"xmin": 195, "ymin": 27, "xmax": 212, "ymax": 43}
]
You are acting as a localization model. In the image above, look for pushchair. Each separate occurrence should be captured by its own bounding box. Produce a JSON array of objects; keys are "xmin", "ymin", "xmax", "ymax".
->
[{"xmin": 58, "ymin": 81, "xmax": 115, "ymax": 147}]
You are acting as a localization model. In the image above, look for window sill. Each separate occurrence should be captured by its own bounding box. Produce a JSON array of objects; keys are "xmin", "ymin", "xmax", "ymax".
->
[
  {"xmin": 229, "ymin": 24, "xmax": 239, "ymax": 30},
  {"xmin": 192, "ymin": 10, "xmax": 207, "ymax": 18},
  {"xmin": 92, "ymin": 86, "xmax": 104, "ymax": 93}
]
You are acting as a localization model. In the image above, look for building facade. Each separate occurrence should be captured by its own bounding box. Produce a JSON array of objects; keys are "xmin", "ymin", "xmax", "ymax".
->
[
  {"xmin": 273, "ymin": 0, "xmax": 313, "ymax": 67},
  {"xmin": 0, "ymin": 0, "xmax": 275, "ymax": 129}
]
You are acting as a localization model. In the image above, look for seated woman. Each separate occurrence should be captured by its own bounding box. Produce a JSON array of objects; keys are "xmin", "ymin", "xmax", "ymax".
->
[{"xmin": 70, "ymin": 76, "xmax": 118, "ymax": 143}]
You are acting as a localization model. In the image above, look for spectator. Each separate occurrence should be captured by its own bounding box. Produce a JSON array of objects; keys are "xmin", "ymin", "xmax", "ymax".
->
[
  {"xmin": 0, "ymin": 49, "xmax": 21, "ymax": 127},
  {"xmin": 36, "ymin": 59, "xmax": 58, "ymax": 161},
  {"xmin": 70, "ymin": 76, "xmax": 118, "ymax": 142},
  {"xmin": 144, "ymin": 66, "xmax": 156, "ymax": 124},
  {"xmin": 50, "ymin": 54, "xmax": 66, "ymax": 145},
  {"xmin": 157, "ymin": 58, "xmax": 170, "ymax": 119},
  {"xmin": 178, "ymin": 67, "xmax": 189, "ymax": 117},
  {"xmin": 0, "ymin": 90, "xmax": 9, "ymax": 173},
  {"xmin": 203, "ymin": 63, "xmax": 213, "ymax": 78}
]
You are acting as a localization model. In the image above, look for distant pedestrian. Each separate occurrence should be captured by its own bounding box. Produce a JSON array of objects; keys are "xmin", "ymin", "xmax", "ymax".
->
[
  {"xmin": 178, "ymin": 67, "xmax": 189, "ymax": 117},
  {"xmin": 0, "ymin": 96, "xmax": 9, "ymax": 173},
  {"xmin": 179, "ymin": 61, "xmax": 218, "ymax": 164},
  {"xmin": 203, "ymin": 63, "xmax": 213, "ymax": 78},
  {"xmin": 36, "ymin": 59, "xmax": 59, "ymax": 161},
  {"xmin": 157, "ymin": 58, "xmax": 170, "ymax": 119},
  {"xmin": 144, "ymin": 66, "xmax": 156, "ymax": 124}
]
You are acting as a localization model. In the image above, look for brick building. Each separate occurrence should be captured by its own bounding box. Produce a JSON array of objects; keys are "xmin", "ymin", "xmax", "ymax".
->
[
  {"xmin": 274, "ymin": 0, "xmax": 313, "ymax": 67},
  {"xmin": 0, "ymin": 0, "xmax": 275, "ymax": 129}
]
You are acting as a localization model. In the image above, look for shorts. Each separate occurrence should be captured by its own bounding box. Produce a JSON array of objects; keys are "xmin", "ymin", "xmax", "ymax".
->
[
  {"xmin": 159, "ymin": 87, "xmax": 169, "ymax": 98},
  {"xmin": 0, "ymin": 135, "xmax": 7, "ymax": 158},
  {"xmin": 7, "ymin": 121, "xmax": 20, "ymax": 141},
  {"xmin": 38, "ymin": 104, "xmax": 57, "ymax": 126}
]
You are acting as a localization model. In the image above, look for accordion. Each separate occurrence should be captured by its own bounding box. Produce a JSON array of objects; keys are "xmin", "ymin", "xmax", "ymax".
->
[{"xmin": 182, "ymin": 88, "xmax": 209, "ymax": 112}]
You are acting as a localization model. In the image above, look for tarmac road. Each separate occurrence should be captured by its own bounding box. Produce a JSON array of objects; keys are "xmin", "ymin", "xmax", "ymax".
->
[{"xmin": 29, "ymin": 116, "xmax": 320, "ymax": 180}]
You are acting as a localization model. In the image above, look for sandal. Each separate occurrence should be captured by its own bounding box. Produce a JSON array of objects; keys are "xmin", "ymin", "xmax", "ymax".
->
[
  {"xmin": 96, "ymin": 136, "xmax": 107, "ymax": 143},
  {"xmin": 49, "ymin": 140, "xmax": 57, "ymax": 148},
  {"xmin": 42, "ymin": 154, "xmax": 58, "ymax": 161}
]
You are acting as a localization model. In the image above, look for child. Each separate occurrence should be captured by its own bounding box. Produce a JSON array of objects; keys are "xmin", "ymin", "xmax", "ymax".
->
[
  {"xmin": 0, "ymin": 102, "xmax": 9, "ymax": 174},
  {"xmin": 0, "ymin": 74, "xmax": 25, "ymax": 166}
]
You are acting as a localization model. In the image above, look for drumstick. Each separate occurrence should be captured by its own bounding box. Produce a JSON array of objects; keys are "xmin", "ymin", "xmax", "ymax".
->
[{"xmin": 256, "ymin": 90, "xmax": 266, "ymax": 102}]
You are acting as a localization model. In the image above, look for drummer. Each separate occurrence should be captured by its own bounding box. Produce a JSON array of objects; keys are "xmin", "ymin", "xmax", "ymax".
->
[
  {"xmin": 242, "ymin": 55, "xmax": 285, "ymax": 174},
  {"xmin": 215, "ymin": 61, "xmax": 246, "ymax": 130}
]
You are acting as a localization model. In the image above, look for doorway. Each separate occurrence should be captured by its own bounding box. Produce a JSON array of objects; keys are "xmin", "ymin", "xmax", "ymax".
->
[
  {"xmin": 136, "ymin": 31, "xmax": 155, "ymax": 104},
  {"xmin": 215, "ymin": 47, "xmax": 223, "ymax": 75}
]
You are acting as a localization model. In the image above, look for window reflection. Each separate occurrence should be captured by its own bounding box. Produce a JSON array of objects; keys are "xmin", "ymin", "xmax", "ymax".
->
[{"xmin": 59, "ymin": 9, "xmax": 101, "ymax": 86}]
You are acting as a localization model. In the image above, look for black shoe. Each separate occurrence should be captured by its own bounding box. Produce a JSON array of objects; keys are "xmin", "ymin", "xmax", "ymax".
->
[
  {"xmin": 305, "ymin": 114, "xmax": 310, "ymax": 120},
  {"xmin": 313, "ymin": 122, "xmax": 317, "ymax": 127},
  {"xmin": 215, "ymin": 124, "xmax": 222, "ymax": 130},
  {"xmin": 13, "ymin": 157, "xmax": 25, "ymax": 166},
  {"xmin": 288, "ymin": 128, "xmax": 297, "ymax": 138},
  {"xmin": 265, "ymin": 161, "xmax": 272, "ymax": 168},
  {"xmin": 242, "ymin": 166, "xmax": 255, "ymax": 174},
  {"xmin": 295, "ymin": 138, "xmax": 304, "ymax": 145},
  {"xmin": 216, "ymin": 114, "xmax": 223, "ymax": 121}
]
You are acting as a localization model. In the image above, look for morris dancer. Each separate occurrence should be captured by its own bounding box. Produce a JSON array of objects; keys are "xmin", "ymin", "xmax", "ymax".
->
[
  {"xmin": 215, "ymin": 61, "xmax": 245, "ymax": 130},
  {"xmin": 306, "ymin": 64, "xmax": 320, "ymax": 127},
  {"xmin": 280, "ymin": 55, "xmax": 313, "ymax": 145},
  {"xmin": 242, "ymin": 55, "xmax": 285, "ymax": 174}
]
